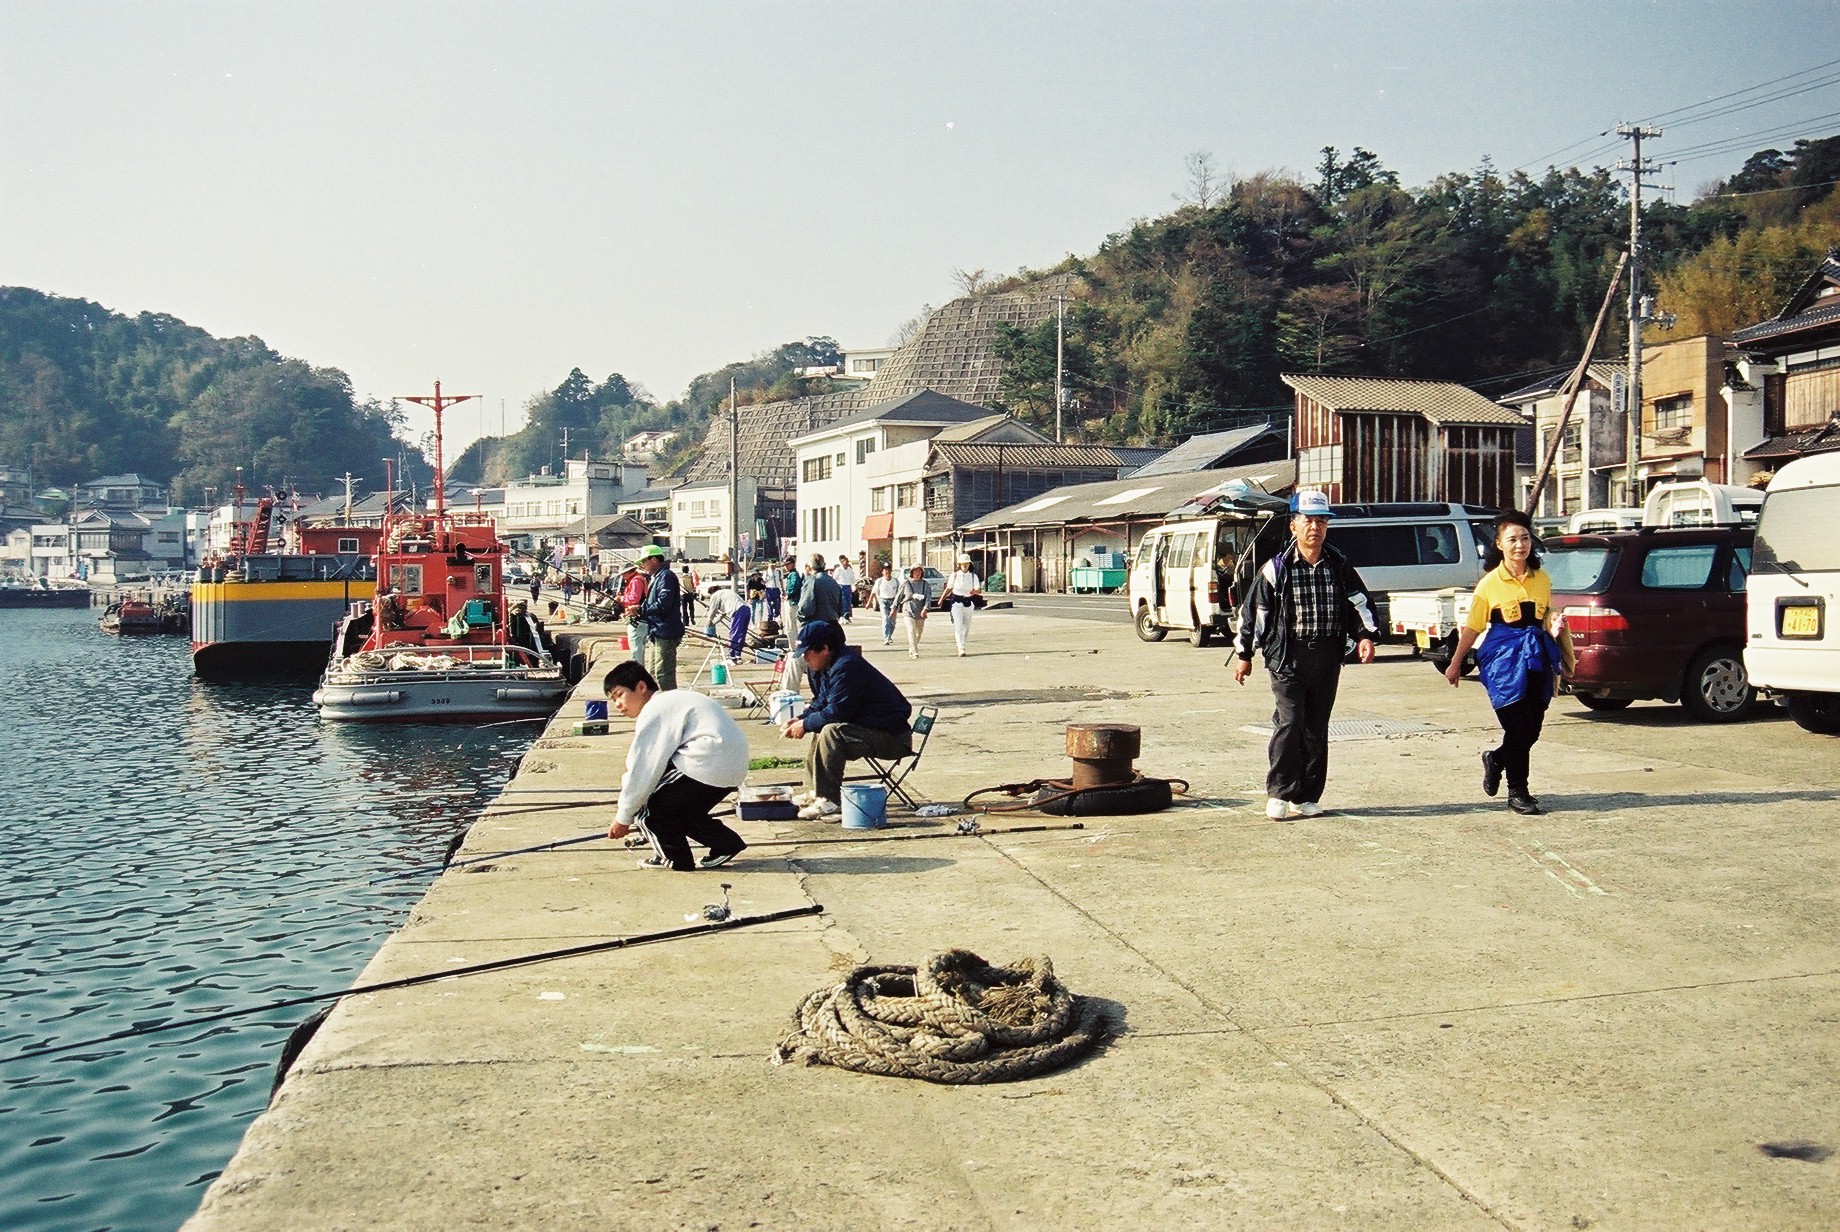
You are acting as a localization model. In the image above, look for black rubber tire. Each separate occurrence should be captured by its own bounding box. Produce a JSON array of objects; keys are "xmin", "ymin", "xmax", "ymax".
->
[
  {"xmin": 1680, "ymin": 645, "xmax": 1756, "ymax": 722},
  {"xmin": 1783, "ymin": 691, "xmax": 1840, "ymax": 735},
  {"xmin": 1576, "ymin": 694, "xmax": 1633, "ymax": 712},
  {"xmin": 1134, "ymin": 607, "xmax": 1167, "ymax": 642},
  {"xmin": 1033, "ymin": 777, "xmax": 1173, "ymax": 816}
]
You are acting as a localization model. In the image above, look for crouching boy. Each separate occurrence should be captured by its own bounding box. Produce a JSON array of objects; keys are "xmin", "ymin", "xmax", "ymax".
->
[{"xmin": 604, "ymin": 661, "xmax": 749, "ymax": 871}]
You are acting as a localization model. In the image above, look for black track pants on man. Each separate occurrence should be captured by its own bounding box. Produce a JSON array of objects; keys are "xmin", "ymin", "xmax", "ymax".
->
[{"xmin": 1266, "ymin": 641, "xmax": 1343, "ymax": 804}]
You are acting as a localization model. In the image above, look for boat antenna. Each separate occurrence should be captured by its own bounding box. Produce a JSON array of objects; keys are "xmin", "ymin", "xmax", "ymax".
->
[{"xmin": 400, "ymin": 380, "xmax": 478, "ymax": 518}]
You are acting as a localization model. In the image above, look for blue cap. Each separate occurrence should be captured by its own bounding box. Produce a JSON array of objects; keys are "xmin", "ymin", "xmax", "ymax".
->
[
  {"xmin": 1291, "ymin": 489, "xmax": 1335, "ymax": 518},
  {"xmin": 795, "ymin": 619, "xmax": 840, "ymax": 652}
]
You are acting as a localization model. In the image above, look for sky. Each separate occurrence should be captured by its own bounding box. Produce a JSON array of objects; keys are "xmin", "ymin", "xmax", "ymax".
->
[{"xmin": 5, "ymin": 1, "xmax": 1839, "ymax": 459}]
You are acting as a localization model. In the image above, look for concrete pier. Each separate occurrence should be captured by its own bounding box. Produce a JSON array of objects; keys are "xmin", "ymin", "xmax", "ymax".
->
[{"xmin": 186, "ymin": 610, "xmax": 1838, "ymax": 1230}]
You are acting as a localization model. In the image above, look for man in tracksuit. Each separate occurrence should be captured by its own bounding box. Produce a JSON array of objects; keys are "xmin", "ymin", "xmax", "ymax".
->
[
  {"xmin": 1232, "ymin": 490, "xmax": 1379, "ymax": 820},
  {"xmin": 778, "ymin": 619, "xmax": 912, "ymax": 820}
]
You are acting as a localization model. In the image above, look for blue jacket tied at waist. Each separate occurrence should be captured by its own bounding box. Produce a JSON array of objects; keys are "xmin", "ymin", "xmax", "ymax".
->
[{"xmin": 1475, "ymin": 623, "xmax": 1565, "ymax": 710}]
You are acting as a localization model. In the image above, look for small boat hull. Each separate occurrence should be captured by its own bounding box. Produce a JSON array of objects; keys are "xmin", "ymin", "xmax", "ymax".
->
[{"xmin": 314, "ymin": 659, "xmax": 568, "ymax": 722}]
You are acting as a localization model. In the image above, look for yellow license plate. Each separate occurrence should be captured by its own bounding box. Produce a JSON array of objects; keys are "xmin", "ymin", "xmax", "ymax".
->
[
  {"xmin": 1781, "ymin": 606, "xmax": 1820, "ymax": 638},
  {"xmin": 1413, "ymin": 629, "xmax": 1431, "ymax": 648}
]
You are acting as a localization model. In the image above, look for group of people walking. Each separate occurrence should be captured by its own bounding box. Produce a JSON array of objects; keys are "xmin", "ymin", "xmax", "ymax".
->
[{"xmin": 1234, "ymin": 490, "xmax": 1573, "ymax": 821}]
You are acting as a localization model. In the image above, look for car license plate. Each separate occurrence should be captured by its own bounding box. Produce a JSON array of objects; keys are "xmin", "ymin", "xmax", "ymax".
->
[
  {"xmin": 1413, "ymin": 629, "xmax": 1430, "ymax": 648},
  {"xmin": 1780, "ymin": 605, "xmax": 1821, "ymax": 638}
]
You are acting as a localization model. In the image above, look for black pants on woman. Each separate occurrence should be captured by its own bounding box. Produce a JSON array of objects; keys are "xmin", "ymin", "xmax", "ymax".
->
[
  {"xmin": 640, "ymin": 767, "xmax": 745, "ymax": 871},
  {"xmin": 1492, "ymin": 672, "xmax": 1552, "ymax": 794}
]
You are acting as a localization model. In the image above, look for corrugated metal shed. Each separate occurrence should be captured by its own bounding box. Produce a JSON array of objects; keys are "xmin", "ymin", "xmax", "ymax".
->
[
  {"xmin": 1127, "ymin": 423, "xmax": 1288, "ymax": 476},
  {"xmin": 966, "ymin": 459, "xmax": 1297, "ymax": 530},
  {"xmin": 926, "ymin": 442, "xmax": 1165, "ymax": 473},
  {"xmin": 1283, "ymin": 374, "xmax": 1528, "ymax": 426}
]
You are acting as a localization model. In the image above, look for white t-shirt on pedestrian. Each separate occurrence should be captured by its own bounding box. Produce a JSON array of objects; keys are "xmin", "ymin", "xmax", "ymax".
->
[
  {"xmin": 948, "ymin": 570, "xmax": 980, "ymax": 597},
  {"xmin": 616, "ymin": 690, "xmax": 750, "ymax": 829}
]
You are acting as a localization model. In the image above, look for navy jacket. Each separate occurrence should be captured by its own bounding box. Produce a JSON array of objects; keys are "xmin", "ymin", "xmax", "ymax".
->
[
  {"xmin": 803, "ymin": 646, "xmax": 912, "ymax": 735},
  {"xmin": 637, "ymin": 566, "xmax": 685, "ymax": 639}
]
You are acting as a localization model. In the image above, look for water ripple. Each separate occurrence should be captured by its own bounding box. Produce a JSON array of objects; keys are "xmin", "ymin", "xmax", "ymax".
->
[{"xmin": 0, "ymin": 610, "xmax": 532, "ymax": 1232}]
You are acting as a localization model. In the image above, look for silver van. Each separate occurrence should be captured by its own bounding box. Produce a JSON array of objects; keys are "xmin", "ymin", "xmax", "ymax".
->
[{"xmin": 1322, "ymin": 502, "xmax": 1501, "ymax": 636}]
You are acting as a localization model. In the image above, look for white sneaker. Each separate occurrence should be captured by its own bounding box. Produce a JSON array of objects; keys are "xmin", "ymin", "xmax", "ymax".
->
[
  {"xmin": 1265, "ymin": 797, "xmax": 1292, "ymax": 820},
  {"xmin": 792, "ymin": 791, "xmax": 818, "ymax": 807},
  {"xmin": 1294, "ymin": 801, "xmax": 1323, "ymax": 817},
  {"xmin": 957, "ymin": 647, "xmax": 967, "ymax": 657},
  {"xmin": 798, "ymin": 798, "xmax": 840, "ymax": 820}
]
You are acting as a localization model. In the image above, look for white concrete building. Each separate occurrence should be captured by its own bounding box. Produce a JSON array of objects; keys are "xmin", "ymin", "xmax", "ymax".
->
[
  {"xmin": 790, "ymin": 390, "xmax": 1029, "ymax": 568},
  {"xmin": 500, "ymin": 458, "xmax": 647, "ymax": 565},
  {"xmin": 670, "ymin": 477, "xmax": 759, "ymax": 562}
]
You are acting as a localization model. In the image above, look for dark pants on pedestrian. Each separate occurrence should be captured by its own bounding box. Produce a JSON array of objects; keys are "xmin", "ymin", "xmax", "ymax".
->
[
  {"xmin": 1266, "ymin": 640, "xmax": 1344, "ymax": 804},
  {"xmin": 1492, "ymin": 673, "xmax": 1552, "ymax": 795},
  {"xmin": 639, "ymin": 768, "xmax": 745, "ymax": 871}
]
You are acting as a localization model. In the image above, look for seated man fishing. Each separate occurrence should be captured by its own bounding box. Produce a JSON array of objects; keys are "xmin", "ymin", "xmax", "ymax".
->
[
  {"xmin": 778, "ymin": 619, "xmax": 913, "ymax": 820},
  {"xmin": 603, "ymin": 660, "xmax": 749, "ymax": 871}
]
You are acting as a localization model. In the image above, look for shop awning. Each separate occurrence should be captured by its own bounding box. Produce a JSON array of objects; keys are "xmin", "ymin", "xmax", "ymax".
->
[{"xmin": 862, "ymin": 514, "xmax": 894, "ymax": 541}]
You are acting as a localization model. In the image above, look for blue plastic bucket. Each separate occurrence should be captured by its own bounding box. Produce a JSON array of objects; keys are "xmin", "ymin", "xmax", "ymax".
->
[
  {"xmin": 712, "ymin": 663, "xmax": 729, "ymax": 685},
  {"xmin": 840, "ymin": 783, "xmax": 887, "ymax": 829}
]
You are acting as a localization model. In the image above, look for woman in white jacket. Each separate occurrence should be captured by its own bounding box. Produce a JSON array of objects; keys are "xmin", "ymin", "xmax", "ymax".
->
[{"xmin": 945, "ymin": 556, "xmax": 981, "ymax": 656}]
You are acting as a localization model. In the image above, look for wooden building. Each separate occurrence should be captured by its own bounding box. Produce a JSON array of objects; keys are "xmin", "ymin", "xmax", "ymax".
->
[{"xmin": 1281, "ymin": 374, "xmax": 1527, "ymax": 508}]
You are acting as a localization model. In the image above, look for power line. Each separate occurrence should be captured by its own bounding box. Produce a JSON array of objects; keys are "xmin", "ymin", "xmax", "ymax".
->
[{"xmin": 1637, "ymin": 55, "xmax": 1840, "ymax": 126}]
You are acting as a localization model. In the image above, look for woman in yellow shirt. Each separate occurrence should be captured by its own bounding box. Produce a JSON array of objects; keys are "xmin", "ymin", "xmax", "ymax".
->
[{"xmin": 1446, "ymin": 510, "xmax": 1573, "ymax": 815}]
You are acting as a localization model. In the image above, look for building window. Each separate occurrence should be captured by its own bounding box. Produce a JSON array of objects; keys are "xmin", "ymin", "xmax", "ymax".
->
[
  {"xmin": 871, "ymin": 486, "xmax": 889, "ymax": 513},
  {"xmin": 835, "ymin": 452, "xmax": 846, "ymax": 467},
  {"xmin": 692, "ymin": 500, "xmax": 707, "ymax": 517},
  {"xmin": 802, "ymin": 456, "xmax": 832, "ymax": 483},
  {"xmin": 1560, "ymin": 477, "xmax": 1580, "ymax": 510},
  {"xmin": 896, "ymin": 483, "xmax": 917, "ymax": 509},
  {"xmin": 565, "ymin": 499, "xmax": 582, "ymax": 516},
  {"xmin": 1297, "ymin": 445, "xmax": 1341, "ymax": 489},
  {"xmin": 1559, "ymin": 421, "xmax": 1580, "ymax": 452},
  {"xmin": 1652, "ymin": 394, "xmax": 1692, "ymax": 432},
  {"xmin": 338, "ymin": 537, "xmax": 360, "ymax": 553},
  {"xmin": 855, "ymin": 438, "xmax": 876, "ymax": 464}
]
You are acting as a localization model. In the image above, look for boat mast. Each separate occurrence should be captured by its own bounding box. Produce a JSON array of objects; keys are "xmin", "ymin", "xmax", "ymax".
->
[{"xmin": 401, "ymin": 381, "xmax": 479, "ymax": 519}]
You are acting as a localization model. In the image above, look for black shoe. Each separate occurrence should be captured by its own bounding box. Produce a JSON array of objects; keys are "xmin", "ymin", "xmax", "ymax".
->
[
  {"xmin": 1480, "ymin": 751, "xmax": 1502, "ymax": 798},
  {"xmin": 1507, "ymin": 791, "xmax": 1541, "ymax": 816},
  {"xmin": 638, "ymin": 856, "xmax": 693, "ymax": 871},
  {"xmin": 700, "ymin": 846, "xmax": 745, "ymax": 869}
]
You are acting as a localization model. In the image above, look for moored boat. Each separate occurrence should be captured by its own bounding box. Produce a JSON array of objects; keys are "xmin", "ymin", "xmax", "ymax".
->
[
  {"xmin": 312, "ymin": 382, "xmax": 567, "ymax": 722},
  {"xmin": 100, "ymin": 595, "xmax": 169, "ymax": 635},
  {"xmin": 191, "ymin": 491, "xmax": 379, "ymax": 675}
]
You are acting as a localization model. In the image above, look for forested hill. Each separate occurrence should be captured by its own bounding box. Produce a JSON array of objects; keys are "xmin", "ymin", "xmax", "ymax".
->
[
  {"xmin": 6, "ymin": 136, "xmax": 1837, "ymax": 499},
  {"xmin": 0, "ymin": 288, "xmax": 422, "ymax": 504},
  {"xmin": 985, "ymin": 138, "xmax": 1840, "ymax": 443}
]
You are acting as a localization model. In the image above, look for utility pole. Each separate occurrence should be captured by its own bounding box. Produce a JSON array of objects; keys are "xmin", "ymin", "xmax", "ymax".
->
[
  {"xmin": 729, "ymin": 376, "xmax": 740, "ymax": 577},
  {"xmin": 1054, "ymin": 295, "xmax": 1065, "ymax": 444},
  {"xmin": 1616, "ymin": 123, "xmax": 1661, "ymax": 503}
]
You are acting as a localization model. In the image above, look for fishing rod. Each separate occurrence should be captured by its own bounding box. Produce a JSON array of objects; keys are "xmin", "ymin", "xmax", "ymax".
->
[{"xmin": 2, "ymin": 904, "xmax": 825, "ymax": 1067}]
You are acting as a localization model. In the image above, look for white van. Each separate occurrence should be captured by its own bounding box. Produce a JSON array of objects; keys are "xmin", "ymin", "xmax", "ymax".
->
[
  {"xmin": 1642, "ymin": 479, "xmax": 1764, "ymax": 528},
  {"xmin": 1128, "ymin": 490, "xmax": 1287, "ymax": 646},
  {"xmin": 1744, "ymin": 452, "xmax": 1840, "ymax": 734}
]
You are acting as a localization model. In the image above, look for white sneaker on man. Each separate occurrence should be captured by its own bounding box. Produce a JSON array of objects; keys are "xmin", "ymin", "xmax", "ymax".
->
[
  {"xmin": 1294, "ymin": 801, "xmax": 1323, "ymax": 817},
  {"xmin": 798, "ymin": 798, "xmax": 840, "ymax": 820},
  {"xmin": 1265, "ymin": 797, "xmax": 1294, "ymax": 820}
]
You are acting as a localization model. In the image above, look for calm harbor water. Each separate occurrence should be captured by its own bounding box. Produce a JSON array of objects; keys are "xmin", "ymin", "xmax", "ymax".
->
[{"xmin": 0, "ymin": 608, "xmax": 536, "ymax": 1232}]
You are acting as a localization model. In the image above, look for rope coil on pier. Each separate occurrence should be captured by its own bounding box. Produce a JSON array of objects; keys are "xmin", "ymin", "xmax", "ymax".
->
[{"xmin": 773, "ymin": 949, "xmax": 1107, "ymax": 1084}]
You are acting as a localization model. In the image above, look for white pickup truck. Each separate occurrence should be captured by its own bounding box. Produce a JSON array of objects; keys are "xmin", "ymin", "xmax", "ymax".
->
[{"xmin": 1387, "ymin": 587, "xmax": 1476, "ymax": 675}]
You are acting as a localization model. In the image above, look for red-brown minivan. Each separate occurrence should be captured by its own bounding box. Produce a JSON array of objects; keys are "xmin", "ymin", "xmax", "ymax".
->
[{"xmin": 1544, "ymin": 526, "xmax": 1757, "ymax": 722}]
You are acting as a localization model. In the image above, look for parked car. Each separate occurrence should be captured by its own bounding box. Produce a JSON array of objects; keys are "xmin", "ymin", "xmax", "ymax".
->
[
  {"xmin": 1745, "ymin": 452, "xmax": 1840, "ymax": 734},
  {"xmin": 1546, "ymin": 525, "xmax": 1757, "ymax": 722},
  {"xmin": 1127, "ymin": 488, "xmax": 1288, "ymax": 646}
]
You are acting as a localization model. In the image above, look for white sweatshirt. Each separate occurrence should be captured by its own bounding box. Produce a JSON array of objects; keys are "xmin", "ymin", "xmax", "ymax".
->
[{"xmin": 617, "ymin": 690, "xmax": 751, "ymax": 827}]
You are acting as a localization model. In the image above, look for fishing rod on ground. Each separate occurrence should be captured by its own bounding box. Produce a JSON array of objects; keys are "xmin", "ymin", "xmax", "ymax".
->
[
  {"xmin": 0, "ymin": 903, "xmax": 825, "ymax": 1067},
  {"xmin": 409, "ymin": 819, "xmax": 1091, "ymax": 879}
]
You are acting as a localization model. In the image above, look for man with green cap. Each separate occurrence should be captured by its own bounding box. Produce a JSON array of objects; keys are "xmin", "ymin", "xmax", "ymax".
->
[{"xmin": 634, "ymin": 545, "xmax": 685, "ymax": 689}]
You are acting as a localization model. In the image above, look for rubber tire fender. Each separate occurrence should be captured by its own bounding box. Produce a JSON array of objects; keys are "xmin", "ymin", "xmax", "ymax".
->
[{"xmin": 1033, "ymin": 777, "xmax": 1173, "ymax": 816}]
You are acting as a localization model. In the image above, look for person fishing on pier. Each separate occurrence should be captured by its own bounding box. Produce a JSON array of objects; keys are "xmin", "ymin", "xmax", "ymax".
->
[{"xmin": 603, "ymin": 661, "xmax": 749, "ymax": 871}]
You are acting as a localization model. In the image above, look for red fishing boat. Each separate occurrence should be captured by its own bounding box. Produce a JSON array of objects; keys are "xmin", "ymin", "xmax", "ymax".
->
[{"xmin": 313, "ymin": 382, "xmax": 567, "ymax": 721}]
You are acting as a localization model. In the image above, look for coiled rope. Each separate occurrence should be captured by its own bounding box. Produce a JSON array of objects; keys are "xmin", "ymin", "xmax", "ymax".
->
[
  {"xmin": 963, "ymin": 773, "xmax": 1189, "ymax": 816},
  {"xmin": 773, "ymin": 949, "xmax": 1107, "ymax": 1084}
]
